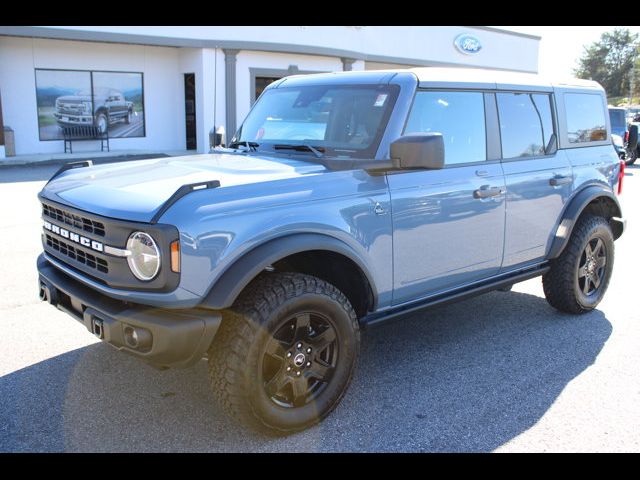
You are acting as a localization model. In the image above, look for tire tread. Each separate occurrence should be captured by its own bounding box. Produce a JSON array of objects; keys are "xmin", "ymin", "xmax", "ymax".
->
[
  {"xmin": 543, "ymin": 214, "xmax": 613, "ymax": 314},
  {"xmin": 207, "ymin": 272, "xmax": 358, "ymax": 434}
]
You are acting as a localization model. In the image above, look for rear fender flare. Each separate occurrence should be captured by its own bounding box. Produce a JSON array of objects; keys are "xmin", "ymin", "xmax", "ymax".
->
[{"xmin": 547, "ymin": 185, "xmax": 622, "ymax": 259}]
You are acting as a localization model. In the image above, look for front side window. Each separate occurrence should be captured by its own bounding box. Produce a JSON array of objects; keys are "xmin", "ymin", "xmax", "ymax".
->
[
  {"xmin": 497, "ymin": 92, "xmax": 555, "ymax": 159},
  {"xmin": 404, "ymin": 91, "xmax": 487, "ymax": 165},
  {"xmin": 236, "ymin": 84, "xmax": 399, "ymax": 158},
  {"xmin": 564, "ymin": 93, "xmax": 607, "ymax": 144}
]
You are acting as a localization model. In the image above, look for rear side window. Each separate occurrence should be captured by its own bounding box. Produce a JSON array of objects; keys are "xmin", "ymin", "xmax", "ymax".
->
[
  {"xmin": 496, "ymin": 92, "xmax": 555, "ymax": 159},
  {"xmin": 564, "ymin": 93, "xmax": 607, "ymax": 143},
  {"xmin": 404, "ymin": 91, "xmax": 486, "ymax": 165}
]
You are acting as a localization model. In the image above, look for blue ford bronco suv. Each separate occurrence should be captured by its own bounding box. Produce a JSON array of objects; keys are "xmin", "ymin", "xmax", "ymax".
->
[{"xmin": 37, "ymin": 68, "xmax": 626, "ymax": 434}]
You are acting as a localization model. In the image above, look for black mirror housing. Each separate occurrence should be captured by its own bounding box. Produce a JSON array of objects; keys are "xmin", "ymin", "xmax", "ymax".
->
[{"xmin": 390, "ymin": 133, "xmax": 445, "ymax": 170}]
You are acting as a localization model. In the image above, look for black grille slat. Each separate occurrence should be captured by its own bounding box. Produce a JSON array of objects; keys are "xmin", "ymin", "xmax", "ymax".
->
[
  {"xmin": 42, "ymin": 203, "xmax": 106, "ymax": 237},
  {"xmin": 45, "ymin": 234, "xmax": 109, "ymax": 274}
]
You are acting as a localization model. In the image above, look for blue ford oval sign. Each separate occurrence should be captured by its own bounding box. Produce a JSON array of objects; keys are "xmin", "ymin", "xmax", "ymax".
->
[{"xmin": 454, "ymin": 34, "xmax": 482, "ymax": 55}]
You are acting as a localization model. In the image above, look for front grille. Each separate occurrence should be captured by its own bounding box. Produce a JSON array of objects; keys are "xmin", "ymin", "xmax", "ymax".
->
[
  {"xmin": 58, "ymin": 106, "xmax": 86, "ymax": 115},
  {"xmin": 42, "ymin": 203, "xmax": 105, "ymax": 237},
  {"xmin": 45, "ymin": 234, "xmax": 109, "ymax": 274}
]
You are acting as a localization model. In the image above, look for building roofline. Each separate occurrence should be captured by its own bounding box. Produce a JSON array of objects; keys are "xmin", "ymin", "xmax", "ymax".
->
[
  {"xmin": 0, "ymin": 26, "xmax": 539, "ymax": 74},
  {"xmin": 469, "ymin": 26, "xmax": 542, "ymax": 40}
]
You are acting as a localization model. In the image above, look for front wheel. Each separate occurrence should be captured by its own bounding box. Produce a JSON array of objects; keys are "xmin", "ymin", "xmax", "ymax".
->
[
  {"xmin": 208, "ymin": 272, "xmax": 360, "ymax": 434},
  {"xmin": 95, "ymin": 112, "xmax": 109, "ymax": 134},
  {"xmin": 543, "ymin": 214, "xmax": 614, "ymax": 314}
]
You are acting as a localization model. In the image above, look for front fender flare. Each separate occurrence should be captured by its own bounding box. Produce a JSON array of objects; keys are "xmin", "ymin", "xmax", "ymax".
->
[
  {"xmin": 547, "ymin": 185, "xmax": 623, "ymax": 259},
  {"xmin": 200, "ymin": 233, "xmax": 378, "ymax": 310}
]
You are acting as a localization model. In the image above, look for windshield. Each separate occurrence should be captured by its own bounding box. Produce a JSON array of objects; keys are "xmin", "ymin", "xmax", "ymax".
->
[
  {"xmin": 609, "ymin": 109, "xmax": 626, "ymax": 129},
  {"xmin": 234, "ymin": 84, "xmax": 399, "ymax": 158}
]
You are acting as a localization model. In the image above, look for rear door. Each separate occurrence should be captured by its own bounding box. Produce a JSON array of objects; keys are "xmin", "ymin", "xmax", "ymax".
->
[
  {"xmin": 388, "ymin": 90, "xmax": 506, "ymax": 305},
  {"xmin": 497, "ymin": 91, "xmax": 574, "ymax": 270}
]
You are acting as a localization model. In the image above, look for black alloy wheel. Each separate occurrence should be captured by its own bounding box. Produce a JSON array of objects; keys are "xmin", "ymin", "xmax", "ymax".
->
[
  {"xmin": 577, "ymin": 237, "xmax": 607, "ymax": 298},
  {"xmin": 261, "ymin": 311, "xmax": 338, "ymax": 408}
]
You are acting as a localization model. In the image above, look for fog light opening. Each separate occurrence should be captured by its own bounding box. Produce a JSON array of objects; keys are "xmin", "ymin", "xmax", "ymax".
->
[{"xmin": 123, "ymin": 325, "xmax": 152, "ymax": 351}]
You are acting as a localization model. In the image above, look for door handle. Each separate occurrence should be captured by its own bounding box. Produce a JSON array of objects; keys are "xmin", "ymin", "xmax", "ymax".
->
[
  {"xmin": 549, "ymin": 175, "xmax": 572, "ymax": 187},
  {"xmin": 473, "ymin": 186, "xmax": 503, "ymax": 199}
]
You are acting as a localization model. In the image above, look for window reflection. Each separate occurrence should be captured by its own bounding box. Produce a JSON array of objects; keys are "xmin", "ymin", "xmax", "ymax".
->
[
  {"xmin": 497, "ymin": 92, "xmax": 554, "ymax": 158},
  {"xmin": 405, "ymin": 91, "xmax": 487, "ymax": 165},
  {"xmin": 564, "ymin": 93, "xmax": 606, "ymax": 144}
]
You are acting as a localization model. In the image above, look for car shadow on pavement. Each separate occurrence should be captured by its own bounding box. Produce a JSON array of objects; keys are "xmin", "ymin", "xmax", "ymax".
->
[{"xmin": 0, "ymin": 290, "xmax": 611, "ymax": 452}]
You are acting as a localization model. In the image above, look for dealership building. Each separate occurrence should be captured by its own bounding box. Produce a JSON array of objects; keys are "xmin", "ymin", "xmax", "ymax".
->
[{"xmin": 0, "ymin": 26, "xmax": 540, "ymax": 158}]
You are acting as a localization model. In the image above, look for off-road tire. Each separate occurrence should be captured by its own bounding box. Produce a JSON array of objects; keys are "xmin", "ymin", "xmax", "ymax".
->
[
  {"xmin": 543, "ymin": 214, "xmax": 614, "ymax": 314},
  {"xmin": 207, "ymin": 272, "xmax": 360, "ymax": 434}
]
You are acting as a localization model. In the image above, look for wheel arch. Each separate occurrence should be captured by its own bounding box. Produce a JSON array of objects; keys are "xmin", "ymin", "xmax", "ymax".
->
[
  {"xmin": 200, "ymin": 233, "xmax": 378, "ymax": 317},
  {"xmin": 547, "ymin": 185, "xmax": 624, "ymax": 259}
]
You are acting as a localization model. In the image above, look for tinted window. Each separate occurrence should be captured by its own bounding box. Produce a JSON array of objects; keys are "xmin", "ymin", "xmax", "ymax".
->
[
  {"xmin": 497, "ymin": 93, "xmax": 555, "ymax": 158},
  {"xmin": 609, "ymin": 109, "xmax": 626, "ymax": 129},
  {"xmin": 405, "ymin": 91, "xmax": 486, "ymax": 165},
  {"xmin": 564, "ymin": 93, "xmax": 607, "ymax": 143}
]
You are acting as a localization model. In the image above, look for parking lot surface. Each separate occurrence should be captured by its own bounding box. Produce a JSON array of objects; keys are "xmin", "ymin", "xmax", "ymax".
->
[{"xmin": 1, "ymin": 162, "xmax": 638, "ymax": 452}]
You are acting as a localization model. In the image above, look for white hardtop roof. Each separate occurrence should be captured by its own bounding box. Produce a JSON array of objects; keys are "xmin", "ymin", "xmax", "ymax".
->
[{"xmin": 408, "ymin": 67, "xmax": 603, "ymax": 90}]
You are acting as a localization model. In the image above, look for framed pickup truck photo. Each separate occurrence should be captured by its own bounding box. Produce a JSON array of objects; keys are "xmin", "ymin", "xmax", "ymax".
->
[{"xmin": 35, "ymin": 69, "xmax": 145, "ymax": 141}]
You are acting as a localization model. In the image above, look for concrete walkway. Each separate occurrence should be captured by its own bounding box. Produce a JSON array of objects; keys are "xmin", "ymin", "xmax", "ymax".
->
[{"xmin": 0, "ymin": 149, "xmax": 195, "ymax": 167}]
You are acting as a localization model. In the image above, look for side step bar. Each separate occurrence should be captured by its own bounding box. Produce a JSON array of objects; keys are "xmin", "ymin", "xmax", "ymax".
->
[{"xmin": 362, "ymin": 264, "xmax": 550, "ymax": 327}]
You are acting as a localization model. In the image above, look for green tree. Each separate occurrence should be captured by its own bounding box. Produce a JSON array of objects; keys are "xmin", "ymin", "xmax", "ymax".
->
[{"xmin": 574, "ymin": 28, "xmax": 639, "ymax": 98}]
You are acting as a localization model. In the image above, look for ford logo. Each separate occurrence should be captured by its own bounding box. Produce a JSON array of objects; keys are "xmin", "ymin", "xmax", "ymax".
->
[{"xmin": 454, "ymin": 34, "xmax": 482, "ymax": 55}]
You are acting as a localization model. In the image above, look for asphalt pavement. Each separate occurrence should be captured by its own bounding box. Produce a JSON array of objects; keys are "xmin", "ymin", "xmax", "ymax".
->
[{"xmin": 0, "ymin": 161, "xmax": 639, "ymax": 452}]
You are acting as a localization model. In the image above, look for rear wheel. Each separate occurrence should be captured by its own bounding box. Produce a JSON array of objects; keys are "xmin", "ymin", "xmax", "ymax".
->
[
  {"xmin": 626, "ymin": 147, "xmax": 637, "ymax": 165},
  {"xmin": 208, "ymin": 272, "xmax": 360, "ymax": 434},
  {"xmin": 543, "ymin": 215, "xmax": 614, "ymax": 314}
]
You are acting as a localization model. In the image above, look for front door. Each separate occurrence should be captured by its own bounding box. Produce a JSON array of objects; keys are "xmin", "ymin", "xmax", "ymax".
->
[
  {"xmin": 389, "ymin": 90, "xmax": 506, "ymax": 305},
  {"xmin": 495, "ymin": 91, "xmax": 573, "ymax": 269}
]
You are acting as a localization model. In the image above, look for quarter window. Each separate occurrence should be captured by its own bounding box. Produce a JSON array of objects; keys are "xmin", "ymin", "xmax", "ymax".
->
[
  {"xmin": 496, "ymin": 92, "xmax": 555, "ymax": 159},
  {"xmin": 564, "ymin": 93, "xmax": 607, "ymax": 143},
  {"xmin": 404, "ymin": 91, "xmax": 486, "ymax": 165}
]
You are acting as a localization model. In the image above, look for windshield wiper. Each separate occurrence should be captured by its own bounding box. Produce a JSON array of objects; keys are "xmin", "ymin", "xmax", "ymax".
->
[
  {"xmin": 274, "ymin": 143, "xmax": 325, "ymax": 158},
  {"xmin": 228, "ymin": 141, "xmax": 259, "ymax": 151}
]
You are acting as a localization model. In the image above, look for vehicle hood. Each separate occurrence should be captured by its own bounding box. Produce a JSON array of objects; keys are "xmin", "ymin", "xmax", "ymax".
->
[
  {"xmin": 56, "ymin": 95, "xmax": 92, "ymax": 102},
  {"xmin": 40, "ymin": 153, "xmax": 328, "ymax": 223}
]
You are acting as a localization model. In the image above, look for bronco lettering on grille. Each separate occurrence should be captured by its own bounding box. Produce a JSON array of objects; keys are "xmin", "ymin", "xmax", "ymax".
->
[{"xmin": 43, "ymin": 220, "xmax": 104, "ymax": 252}]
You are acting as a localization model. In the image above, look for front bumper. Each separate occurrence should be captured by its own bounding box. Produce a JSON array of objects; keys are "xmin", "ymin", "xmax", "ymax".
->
[
  {"xmin": 37, "ymin": 253, "xmax": 221, "ymax": 369},
  {"xmin": 54, "ymin": 112, "xmax": 94, "ymax": 126}
]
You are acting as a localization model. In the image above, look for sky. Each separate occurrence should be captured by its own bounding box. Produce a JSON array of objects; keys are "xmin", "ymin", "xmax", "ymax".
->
[{"xmin": 495, "ymin": 26, "xmax": 640, "ymax": 77}]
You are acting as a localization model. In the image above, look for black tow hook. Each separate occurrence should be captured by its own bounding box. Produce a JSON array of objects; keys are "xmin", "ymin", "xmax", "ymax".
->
[{"xmin": 39, "ymin": 281, "xmax": 58, "ymax": 305}]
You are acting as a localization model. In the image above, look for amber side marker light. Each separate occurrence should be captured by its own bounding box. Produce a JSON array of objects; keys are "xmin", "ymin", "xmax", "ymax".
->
[{"xmin": 170, "ymin": 240, "xmax": 180, "ymax": 273}]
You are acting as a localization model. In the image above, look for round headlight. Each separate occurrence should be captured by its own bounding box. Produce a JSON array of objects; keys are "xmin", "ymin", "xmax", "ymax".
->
[{"xmin": 126, "ymin": 232, "xmax": 161, "ymax": 281}]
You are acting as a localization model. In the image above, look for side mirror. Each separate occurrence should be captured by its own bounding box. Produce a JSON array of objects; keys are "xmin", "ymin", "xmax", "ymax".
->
[
  {"xmin": 390, "ymin": 133, "xmax": 445, "ymax": 170},
  {"xmin": 627, "ymin": 124, "xmax": 638, "ymax": 151}
]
